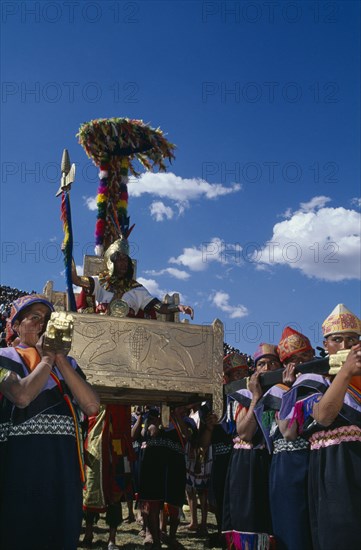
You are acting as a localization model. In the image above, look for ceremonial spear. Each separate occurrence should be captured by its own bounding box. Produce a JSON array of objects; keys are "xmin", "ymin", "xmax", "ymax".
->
[{"xmin": 56, "ymin": 149, "xmax": 77, "ymax": 311}]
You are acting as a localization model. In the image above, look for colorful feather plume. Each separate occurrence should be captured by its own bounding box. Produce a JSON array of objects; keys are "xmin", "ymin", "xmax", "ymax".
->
[
  {"xmin": 77, "ymin": 117, "xmax": 176, "ymax": 254},
  {"xmin": 61, "ymin": 192, "xmax": 77, "ymax": 311}
]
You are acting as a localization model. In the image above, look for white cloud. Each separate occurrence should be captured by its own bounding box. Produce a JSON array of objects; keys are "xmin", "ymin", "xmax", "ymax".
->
[
  {"xmin": 211, "ymin": 291, "xmax": 249, "ymax": 319},
  {"xmin": 255, "ymin": 199, "xmax": 361, "ymax": 281},
  {"xmin": 84, "ymin": 196, "xmax": 97, "ymax": 211},
  {"xmin": 73, "ymin": 265, "xmax": 84, "ymax": 293},
  {"xmin": 137, "ymin": 277, "xmax": 184, "ymax": 302},
  {"xmin": 280, "ymin": 196, "xmax": 332, "ymax": 219},
  {"xmin": 61, "ymin": 265, "xmax": 83, "ymax": 277},
  {"xmin": 145, "ymin": 268, "xmax": 190, "ymax": 280},
  {"xmin": 299, "ymin": 196, "xmax": 331, "ymax": 212},
  {"xmin": 60, "ymin": 265, "xmax": 83, "ymax": 293},
  {"xmin": 169, "ymin": 237, "xmax": 242, "ymax": 272},
  {"xmin": 83, "ymin": 172, "xmax": 242, "ymax": 217},
  {"xmin": 351, "ymin": 197, "xmax": 361, "ymax": 208},
  {"xmin": 129, "ymin": 172, "xmax": 241, "ymax": 201},
  {"xmin": 280, "ymin": 207, "xmax": 293, "ymax": 219},
  {"xmin": 149, "ymin": 201, "xmax": 174, "ymax": 221},
  {"xmin": 137, "ymin": 277, "xmax": 165, "ymax": 299}
]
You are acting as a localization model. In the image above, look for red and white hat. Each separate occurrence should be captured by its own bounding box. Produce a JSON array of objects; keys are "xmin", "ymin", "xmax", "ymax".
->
[{"xmin": 277, "ymin": 327, "xmax": 313, "ymax": 363}]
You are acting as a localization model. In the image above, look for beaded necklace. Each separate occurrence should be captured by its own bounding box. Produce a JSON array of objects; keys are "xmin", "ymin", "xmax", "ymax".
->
[{"xmin": 98, "ymin": 270, "xmax": 139, "ymax": 298}]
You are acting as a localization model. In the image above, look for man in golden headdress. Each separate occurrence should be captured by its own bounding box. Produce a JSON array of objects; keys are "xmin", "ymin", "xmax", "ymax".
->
[{"xmin": 72, "ymin": 236, "xmax": 194, "ymax": 320}]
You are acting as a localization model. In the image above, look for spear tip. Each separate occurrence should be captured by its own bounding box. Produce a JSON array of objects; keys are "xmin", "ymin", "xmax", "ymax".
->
[{"xmin": 61, "ymin": 149, "xmax": 71, "ymax": 175}]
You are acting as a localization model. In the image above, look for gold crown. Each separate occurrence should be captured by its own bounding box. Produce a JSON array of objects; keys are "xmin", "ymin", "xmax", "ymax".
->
[{"xmin": 104, "ymin": 237, "xmax": 129, "ymax": 276}]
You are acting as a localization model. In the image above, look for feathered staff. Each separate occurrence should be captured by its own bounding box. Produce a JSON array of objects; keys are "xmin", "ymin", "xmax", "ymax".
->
[
  {"xmin": 56, "ymin": 149, "xmax": 77, "ymax": 311},
  {"xmin": 77, "ymin": 118, "xmax": 176, "ymax": 255}
]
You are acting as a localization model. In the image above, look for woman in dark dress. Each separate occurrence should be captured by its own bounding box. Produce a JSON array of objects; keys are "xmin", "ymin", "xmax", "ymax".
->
[
  {"xmin": 0, "ymin": 294, "xmax": 99, "ymax": 550},
  {"xmin": 199, "ymin": 351, "xmax": 249, "ymax": 548},
  {"xmin": 222, "ymin": 344, "xmax": 281, "ymax": 549},
  {"xmin": 138, "ymin": 406, "xmax": 190, "ymax": 549},
  {"xmin": 265, "ymin": 327, "xmax": 315, "ymax": 550},
  {"xmin": 279, "ymin": 304, "xmax": 361, "ymax": 550}
]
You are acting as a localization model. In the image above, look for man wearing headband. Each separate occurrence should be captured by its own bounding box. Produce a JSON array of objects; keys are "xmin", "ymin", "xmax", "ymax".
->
[{"xmin": 0, "ymin": 294, "xmax": 99, "ymax": 550}]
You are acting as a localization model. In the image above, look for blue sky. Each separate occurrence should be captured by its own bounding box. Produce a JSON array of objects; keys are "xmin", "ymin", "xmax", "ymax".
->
[{"xmin": 1, "ymin": 0, "xmax": 360, "ymax": 355}]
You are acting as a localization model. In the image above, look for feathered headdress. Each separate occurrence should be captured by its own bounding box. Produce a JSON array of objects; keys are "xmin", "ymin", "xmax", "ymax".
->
[{"xmin": 77, "ymin": 117, "xmax": 176, "ymax": 256}]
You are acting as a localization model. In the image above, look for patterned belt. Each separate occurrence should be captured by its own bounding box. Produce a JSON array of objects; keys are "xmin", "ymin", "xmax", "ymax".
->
[
  {"xmin": 273, "ymin": 437, "xmax": 309, "ymax": 454},
  {"xmin": 233, "ymin": 436, "xmax": 256, "ymax": 450},
  {"xmin": 310, "ymin": 425, "xmax": 361, "ymax": 450},
  {"xmin": 0, "ymin": 415, "xmax": 75, "ymax": 441},
  {"xmin": 141, "ymin": 437, "xmax": 184, "ymax": 454},
  {"xmin": 0, "ymin": 422, "xmax": 10, "ymax": 442},
  {"xmin": 213, "ymin": 442, "xmax": 232, "ymax": 456}
]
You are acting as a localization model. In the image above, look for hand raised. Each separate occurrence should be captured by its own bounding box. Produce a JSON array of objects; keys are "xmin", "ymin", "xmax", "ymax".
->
[
  {"xmin": 36, "ymin": 334, "xmax": 55, "ymax": 365},
  {"xmin": 342, "ymin": 343, "xmax": 361, "ymax": 377},
  {"xmin": 178, "ymin": 304, "xmax": 194, "ymax": 320},
  {"xmin": 248, "ymin": 371, "xmax": 263, "ymax": 401},
  {"xmin": 282, "ymin": 364, "xmax": 297, "ymax": 386}
]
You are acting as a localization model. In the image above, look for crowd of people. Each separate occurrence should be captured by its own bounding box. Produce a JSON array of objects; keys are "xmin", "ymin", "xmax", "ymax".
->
[{"xmin": 0, "ymin": 238, "xmax": 360, "ymax": 550}]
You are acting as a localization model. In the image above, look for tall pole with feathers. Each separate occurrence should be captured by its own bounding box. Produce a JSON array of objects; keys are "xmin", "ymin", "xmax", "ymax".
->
[{"xmin": 77, "ymin": 118, "xmax": 176, "ymax": 256}]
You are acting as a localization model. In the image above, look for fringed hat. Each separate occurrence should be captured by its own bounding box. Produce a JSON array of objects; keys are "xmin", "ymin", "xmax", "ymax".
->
[
  {"xmin": 322, "ymin": 304, "xmax": 361, "ymax": 338},
  {"xmin": 277, "ymin": 327, "xmax": 313, "ymax": 363},
  {"xmin": 104, "ymin": 236, "xmax": 130, "ymax": 277},
  {"xmin": 223, "ymin": 352, "xmax": 248, "ymax": 375},
  {"xmin": 253, "ymin": 343, "xmax": 279, "ymax": 365},
  {"xmin": 10, "ymin": 294, "xmax": 54, "ymax": 328}
]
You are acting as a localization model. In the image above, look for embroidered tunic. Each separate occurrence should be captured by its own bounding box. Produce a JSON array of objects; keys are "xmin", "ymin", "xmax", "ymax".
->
[
  {"xmin": 255, "ymin": 384, "xmax": 313, "ymax": 550},
  {"xmin": 93, "ymin": 276, "xmax": 154, "ymax": 315},
  {"xmin": 279, "ymin": 373, "xmax": 361, "ymax": 550},
  {"xmin": 0, "ymin": 347, "xmax": 85, "ymax": 550},
  {"xmin": 222, "ymin": 389, "xmax": 274, "ymax": 549}
]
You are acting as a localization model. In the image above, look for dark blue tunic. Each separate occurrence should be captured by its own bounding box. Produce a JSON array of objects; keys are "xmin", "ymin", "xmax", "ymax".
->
[{"xmin": 0, "ymin": 348, "xmax": 84, "ymax": 550}]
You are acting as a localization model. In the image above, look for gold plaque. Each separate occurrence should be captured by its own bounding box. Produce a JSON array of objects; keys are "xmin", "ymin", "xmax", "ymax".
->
[
  {"xmin": 329, "ymin": 349, "xmax": 350, "ymax": 375},
  {"xmin": 108, "ymin": 299, "xmax": 130, "ymax": 318},
  {"xmin": 43, "ymin": 312, "xmax": 74, "ymax": 354}
]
